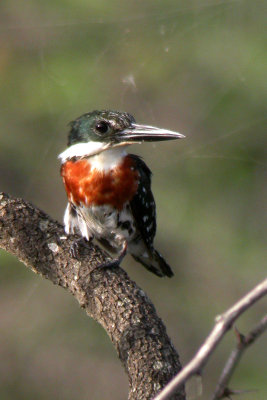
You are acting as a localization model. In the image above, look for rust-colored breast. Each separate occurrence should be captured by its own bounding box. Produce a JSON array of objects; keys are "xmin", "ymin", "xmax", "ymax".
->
[{"xmin": 61, "ymin": 156, "xmax": 139, "ymax": 210}]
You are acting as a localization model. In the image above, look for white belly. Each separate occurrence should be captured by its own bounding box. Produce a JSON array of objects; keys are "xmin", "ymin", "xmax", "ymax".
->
[{"xmin": 64, "ymin": 202, "xmax": 136, "ymax": 252}]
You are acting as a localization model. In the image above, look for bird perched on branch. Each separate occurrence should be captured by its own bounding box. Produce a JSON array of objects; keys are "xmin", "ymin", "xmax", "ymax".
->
[{"xmin": 59, "ymin": 110, "xmax": 185, "ymax": 277}]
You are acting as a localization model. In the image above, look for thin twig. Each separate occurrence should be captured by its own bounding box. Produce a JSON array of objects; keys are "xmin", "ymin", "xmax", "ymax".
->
[
  {"xmin": 153, "ymin": 278, "xmax": 267, "ymax": 400},
  {"xmin": 212, "ymin": 314, "xmax": 267, "ymax": 400}
]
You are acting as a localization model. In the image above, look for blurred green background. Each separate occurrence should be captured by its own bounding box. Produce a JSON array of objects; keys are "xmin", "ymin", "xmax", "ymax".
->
[{"xmin": 0, "ymin": 1, "xmax": 266, "ymax": 399}]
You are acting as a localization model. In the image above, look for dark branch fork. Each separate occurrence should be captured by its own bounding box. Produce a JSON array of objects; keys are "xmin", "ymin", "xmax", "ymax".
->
[
  {"xmin": 212, "ymin": 313, "xmax": 267, "ymax": 400},
  {"xmin": 0, "ymin": 193, "xmax": 185, "ymax": 400}
]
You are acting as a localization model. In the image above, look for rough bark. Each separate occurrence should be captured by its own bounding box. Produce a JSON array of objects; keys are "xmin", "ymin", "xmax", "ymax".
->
[{"xmin": 0, "ymin": 192, "xmax": 185, "ymax": 400}]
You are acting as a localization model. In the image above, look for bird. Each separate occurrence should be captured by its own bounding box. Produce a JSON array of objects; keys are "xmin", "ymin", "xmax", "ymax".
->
[{"xmin": 59, "ymin": 110, "xmax": 185, "ymax": 277}]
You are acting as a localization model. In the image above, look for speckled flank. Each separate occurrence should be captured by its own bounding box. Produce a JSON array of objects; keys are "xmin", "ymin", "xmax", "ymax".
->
[{"xmin": 61, "ymin": 155, "xmax": 139, "ymax": 210}]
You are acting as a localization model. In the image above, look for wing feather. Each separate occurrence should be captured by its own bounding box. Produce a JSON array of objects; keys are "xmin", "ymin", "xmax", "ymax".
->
[{"xmin": 128, "ymin": 154, "xmax": 156, "ymax": 249}]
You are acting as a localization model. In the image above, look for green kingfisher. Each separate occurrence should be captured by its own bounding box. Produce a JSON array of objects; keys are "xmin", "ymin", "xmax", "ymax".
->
[{"xmin": 59, "ymin": 110, "xmax": 185, "ymax": 277}]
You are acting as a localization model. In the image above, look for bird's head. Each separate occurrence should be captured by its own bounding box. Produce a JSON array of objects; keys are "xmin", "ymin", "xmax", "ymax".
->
[{"xmin": 59, "ymin": 110, "xmax": 185, "ymax": 161}]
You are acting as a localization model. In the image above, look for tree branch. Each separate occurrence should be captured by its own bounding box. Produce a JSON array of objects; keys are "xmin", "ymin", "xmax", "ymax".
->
[
  {"xmin": 212, "ymin": 314, "xmax": 267, "ymax": 399},
  {"xmin": 0, "ymin": 193, "xmax": 185, "ymax": 400},
  {"xmin": 153, "ymin": 278, "xmax": 267, "ymax": 400}
]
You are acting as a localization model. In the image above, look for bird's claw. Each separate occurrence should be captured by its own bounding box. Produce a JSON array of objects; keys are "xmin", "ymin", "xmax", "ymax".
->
[
  {"xmin": 70, "ymin": 237, "xmax": 92, "ymax": 259},
  {"xmin": 98, "ymin": 241, "xmax": 128, "ymax": 270}
]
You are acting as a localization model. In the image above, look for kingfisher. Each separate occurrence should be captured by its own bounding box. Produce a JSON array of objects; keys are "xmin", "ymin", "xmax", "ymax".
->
[{"xmin": 59, "ymin": 110, "xmax": 185, "ymax": 277}]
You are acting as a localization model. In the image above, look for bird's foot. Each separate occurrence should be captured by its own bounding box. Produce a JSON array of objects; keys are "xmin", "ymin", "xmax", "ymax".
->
[
  {"xmin": 98, "ymin": 241, "xmax": 128, "ymax": 270},
  {"xmin": 70, "ymin": 237, "xmax": 92, "ymax": 258}
]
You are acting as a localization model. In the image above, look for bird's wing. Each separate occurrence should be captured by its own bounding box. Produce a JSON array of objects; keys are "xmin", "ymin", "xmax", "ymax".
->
[
  {"xmin": 128, "ymin": 154, "xmax": 173, "ymax": 278},
  {"xmin": 128, "ymin": 154, "xmax": 156, "ymax": 249}
]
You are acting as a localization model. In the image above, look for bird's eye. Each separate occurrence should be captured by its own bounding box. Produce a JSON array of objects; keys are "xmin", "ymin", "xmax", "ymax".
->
[{"xmin": 95, "ymin": 120, "xmax": 109, "ymax": 134}]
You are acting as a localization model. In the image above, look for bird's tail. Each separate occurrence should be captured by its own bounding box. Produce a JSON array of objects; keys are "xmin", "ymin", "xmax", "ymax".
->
[{"xmin": 132, "ymin": 248, "xmax": 174, "ymax": 278}]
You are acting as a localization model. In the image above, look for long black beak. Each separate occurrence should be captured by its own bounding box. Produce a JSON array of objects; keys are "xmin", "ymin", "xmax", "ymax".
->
[{"xmin": 117, "ymin": 123, "xmax": 185, "ymax": 143}]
